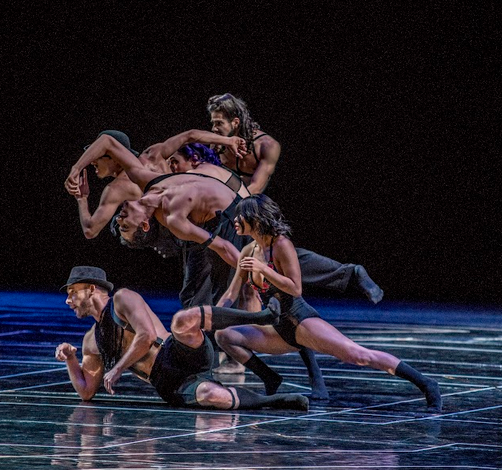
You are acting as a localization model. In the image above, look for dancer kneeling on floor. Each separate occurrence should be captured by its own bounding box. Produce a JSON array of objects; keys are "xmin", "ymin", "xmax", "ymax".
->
[
  {"xmin": 55, "ymin": 266, "xmax": 308, "ymax": 411},
  {"xmin": 214, "ymin": 195, "xmax": 442, "ymax": 412}
]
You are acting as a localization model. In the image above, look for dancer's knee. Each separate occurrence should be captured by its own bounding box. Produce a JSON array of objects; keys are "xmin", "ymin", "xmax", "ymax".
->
[
  {"xmin": 341, "ymin": 345, "xmax": 374, "ymax": 366},
  {"xmin": 196, "ymin": 382, "xmax": 229, "ymax": 408},
  {"xmin": 171, "ymin": 308, "xmax": 200, "ymax": 337},
  {"xmin": 214, "ymin": 329, "xmax": 233, "ymax": 351}
]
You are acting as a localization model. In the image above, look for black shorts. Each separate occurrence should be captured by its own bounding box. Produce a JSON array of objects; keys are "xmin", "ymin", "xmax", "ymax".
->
[
  {"xmin": 273, "ymin": 296, "xmax": 320, "ymax": 349},
  {"xmin": 149, "ymin": 334, "xmax": 214, "ymax": 405},
  {"xmin": 172, "ymin": 373, "xmax": 224, "ymax": 408}
]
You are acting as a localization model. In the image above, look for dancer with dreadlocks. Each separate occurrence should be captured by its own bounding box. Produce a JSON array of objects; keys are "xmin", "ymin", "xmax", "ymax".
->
[
  {"xmin": 207, "ymin": 93, "xmax": 384, "ymax": 306},
  {"xmin": 55, "ymin": 266, "xmax": 308, "ymax": 411}
]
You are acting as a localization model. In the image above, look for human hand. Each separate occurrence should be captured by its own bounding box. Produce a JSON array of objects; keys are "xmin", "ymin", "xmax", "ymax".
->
[
  {"xmin": 65, "ymin": 166, "xmax": 82, "ymax": 195},
  {"xmin": 239, "ymin": 256, "xmax": 266, "ymax": 274},
  {"xmin": 76, "ymin": 169, "xmax": 89, "ymax": 199},
  {"xmin": 103, "ymin": 368, "xmax": 122, "ymax": 395},
  {"xmin": 55, "ymin": 343, "xmax": 77, "ymax": 362},
  {"xmin": 227, "ymin": 137, "xmax": 248, "ymax": 159}
]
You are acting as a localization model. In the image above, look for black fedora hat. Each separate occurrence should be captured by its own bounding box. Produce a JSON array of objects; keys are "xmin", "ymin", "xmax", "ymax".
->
[
  {"xmin": 60, "ymin": 266, "xmax": 114, "ymax": 292},
  {"xmin": 84, "ymin": 130, "xmax": 139, "ymax": 157}
]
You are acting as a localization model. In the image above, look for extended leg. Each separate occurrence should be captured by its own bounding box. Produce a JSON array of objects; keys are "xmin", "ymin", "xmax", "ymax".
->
[
  {"xmin": 193, "ymin": 379, "xmax": 308, "ymax": 411},
  {"xmin": 395, "ymin": 361, "xmax": 442, "ymax": 412},
  {"xmin": 232, "ymin": 387, "xmax": 309, "ymax": 411},
  {"xmin": 210, "ymin": 297, "xmax": 280, "ymax": 330},
  {"xmin": 296, "ymin": 317, "xmax": 442, "ymax": 411},
  {"xmin": 171, "ymin": 299, "xmax": 280, "ymax": 349},
  {"xmin": 296, "ymin": 248, "xmax": 355, "ymax": 293},
  {"xmin": 296, "ymin": 248, "xmax": 384, "ymax": 304}
]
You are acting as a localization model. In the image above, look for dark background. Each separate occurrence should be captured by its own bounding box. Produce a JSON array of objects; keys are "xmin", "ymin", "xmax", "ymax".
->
[{"xmin": 2, "ymin": 2, "xmax": 501, "ymax": 305}]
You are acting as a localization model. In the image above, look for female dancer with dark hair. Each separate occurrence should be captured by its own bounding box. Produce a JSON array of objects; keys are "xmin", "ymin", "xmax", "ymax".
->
[{"xmin": 215, "ymin": 194, "xmax": 442, "ymax": 412}]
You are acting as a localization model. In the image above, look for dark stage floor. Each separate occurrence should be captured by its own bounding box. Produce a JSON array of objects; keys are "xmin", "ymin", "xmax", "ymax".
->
[{"xmin": 0, "ymin": 292, "xmax": 501, "ymax": 469}]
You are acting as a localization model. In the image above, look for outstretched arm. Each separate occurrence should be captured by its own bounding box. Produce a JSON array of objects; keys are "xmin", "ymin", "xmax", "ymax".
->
[
  {"xmin": 102, "ymin": 289, "xmax": 159, "ymax": 395},
  {"xmin": 55, "ymin": 328, "xmax": 104, "ymax": 401},
  {"xmin": 65, "ymin": 134, "xmax": 159, "ymax": 193},
  {"xmin": 247, "ymin": 138, "xmax": 281, "ymax": 194},
  {"xmin": 145, "ymin": 129, "xmax": 247, "ymax": 161}
]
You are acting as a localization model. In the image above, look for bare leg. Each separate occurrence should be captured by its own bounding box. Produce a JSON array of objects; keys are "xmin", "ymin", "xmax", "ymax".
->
[
  {"xmin": 214, "ymin": 284, "xmax": 263, "ymax": 374},
  {"xmin": 295, "ymin": 317, "xmax": 441, "ymax": 411},
  {"xmin": 170, "ymin": 300, "xmax": 280, "ymax": 349}
]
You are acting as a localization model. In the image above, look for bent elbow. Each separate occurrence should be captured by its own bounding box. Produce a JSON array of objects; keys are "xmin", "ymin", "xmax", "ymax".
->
[
  {"xmin": 185, "ymin": 129, "xmax": 198, "ymax": 142},
  {"xmin": 291, "ymin": 286, "xmax": 303, "ymax": 297},
  {"xmin": 83, "ymin": 229, "xmax": 99, "ymax": 239}
]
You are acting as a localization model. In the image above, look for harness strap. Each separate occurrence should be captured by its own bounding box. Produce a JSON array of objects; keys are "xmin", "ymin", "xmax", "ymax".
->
[
  {"xmin": 229, "ymin": 388, "xmax": 237, "ymax": 409},
  {"xmin": 199, "ymin": 305, "xmax": 205, "ymax": 330},
  {"xmin": 111, "ymin": 299, "xmax": 165, "ymax": 347}
]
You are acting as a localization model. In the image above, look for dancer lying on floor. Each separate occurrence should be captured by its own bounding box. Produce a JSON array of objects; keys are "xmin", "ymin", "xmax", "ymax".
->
[{"xmin": 55, "ymin": 265, "xmax": 308, "ymax": 411}]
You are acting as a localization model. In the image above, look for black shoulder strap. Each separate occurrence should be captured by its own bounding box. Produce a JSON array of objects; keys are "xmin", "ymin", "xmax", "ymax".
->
[
  {"xmin": 224, "ymin": 171, "xmax": 245, "ymax": 193},
  {"xmin": 110, "ymin": 299, "xmax": 164, "ymax": 346},
  {"xmin": 144, "ymin": 173, "xmax": 178, "ymax": 194},
  {"xmin": 253, "ymin": 133, "xmax": 269, "ymax": 142}
]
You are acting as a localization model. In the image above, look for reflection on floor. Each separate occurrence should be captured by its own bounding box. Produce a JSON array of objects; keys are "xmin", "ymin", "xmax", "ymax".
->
[{"xmin": 0, "ymin": 291, "xmax": 501, "ymax": 469}]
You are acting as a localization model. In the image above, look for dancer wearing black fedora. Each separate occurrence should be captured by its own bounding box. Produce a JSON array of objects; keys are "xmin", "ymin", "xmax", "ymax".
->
[{"xmin": 55, "ymin": 266, "xmax": 309, "ymax": 411}]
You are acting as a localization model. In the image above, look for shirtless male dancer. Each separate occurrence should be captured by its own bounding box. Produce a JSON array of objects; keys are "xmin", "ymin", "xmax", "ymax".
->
[
  {"xmin": 66, "ymin": 128, "xmax": 245, "ymax": 240},
  {"xmin": 55, "ymin": 265, "xmax": 308, "ymax": 411},
  {"xmin": 207, "ymin": 93, "xmax": 384, "ymax": 306},
  {"xmin": 66, "ymin": 136, "xmax": 331, "ymax": 398},
  {"xmin": 65, "ymin": 133, "xmax": 253, "ymax": 302}
]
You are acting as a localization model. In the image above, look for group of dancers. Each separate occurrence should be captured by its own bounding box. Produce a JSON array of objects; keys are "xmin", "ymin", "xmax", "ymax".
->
[{"xmin": 56, "ymin": 93, "xmax": 442, "ymax": 412}]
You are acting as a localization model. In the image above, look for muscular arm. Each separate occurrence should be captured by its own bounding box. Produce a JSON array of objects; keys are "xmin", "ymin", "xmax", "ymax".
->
[
  {"xmin": 66, "ymin": 135, "xmax": 159, "ymax": 193},
  {"xmin": 146, "ymin": 130, "xmax": 246, "ymax": 161},
  {"xmin": 102, "ymin": 289, "xmax": 159, "ymax": 395},
  {"xmin": 247, "ymin": 138, "xmax": 281, "ymax": 194},
  {"xmin": 77, "ymin": 182, "xmax": 131, "ymax": 239},
  {"xmin": 162, "ymin": 196, "xmax": 241, "ymax": 268},
  {"xmin": 55, "ymin": 327, "xmax": 104, "ymax": 401}
]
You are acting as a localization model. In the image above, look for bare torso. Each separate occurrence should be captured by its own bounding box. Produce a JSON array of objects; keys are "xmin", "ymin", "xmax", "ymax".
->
[
  {"xmin": 86, "ymin": 303, "xmax": 171, "ymax": 382},
  {"xmin": 142, "ymin": 173, "xmax": 238, "ymax": 226}
]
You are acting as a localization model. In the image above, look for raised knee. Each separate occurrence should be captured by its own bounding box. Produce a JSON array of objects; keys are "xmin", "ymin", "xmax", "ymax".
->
[
  {"xmin": 171, "ymin": 308, "xmax": 199, "ymax": 337},
  {"xmin": 214, "ymin": 329, "xmax": 230, "ymax": 347}
]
